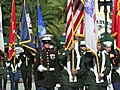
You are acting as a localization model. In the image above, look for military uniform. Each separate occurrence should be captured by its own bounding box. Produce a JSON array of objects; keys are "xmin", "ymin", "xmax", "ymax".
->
[
  {"xmin": 111, "ymin": 49, "xmax": 120, "ymax": 90},
  {"xmin": 0, "ymin": 51, "xmax": 8, "ymax": 90},
  {"xmin": 19, "ymin": 49, "xmax": 33, "ymax": 90},
  {"xmin": 84, "ymin": 51, "xmax": 110, "ymax": 90},
  {"xmin": 58, "ymin": 45, "xmax": 86, "ymax": 90},
  {"xmin": 79, "ymin": 41, "xmax": 89, "ymax": 90},
  {"xmin": 84, "ymin": 41, "xmax": 111, "ymax": 90},
  {"xmin": 6, "ymin": 55, "xmax": 22, "ymax": 90},
  {"xmin": 34, "ymin": 34, "xmax": 60, "ymax": 90}
]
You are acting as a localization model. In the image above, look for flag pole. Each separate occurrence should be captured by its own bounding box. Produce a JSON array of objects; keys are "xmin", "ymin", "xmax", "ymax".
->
[
  {"xmin": 12, "ymin": 0, "xmax": 16, "ymax": 66},
  {"xmin": 37, "ymin": 0, "xmax": 43, "ymax": 65},
  {"xmin": 71, "ymin": 0, "xmax": 75, "ymax": 69}
]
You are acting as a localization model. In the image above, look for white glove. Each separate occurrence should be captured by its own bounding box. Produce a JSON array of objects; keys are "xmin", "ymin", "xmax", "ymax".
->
[
  {"xmin": 5, "ymin": 62, "xmax": 10, "ymax": 67},
  {"xmin": 18, "ymin": 60, "xmax": 22, "ymax": 67},
  {"xmin": 55, "ymin": 83, "xmax": 61, "ymax": 88},
  {"xmin": 38, "ymin": 65, "xmax": 45, "ymax": 72}
]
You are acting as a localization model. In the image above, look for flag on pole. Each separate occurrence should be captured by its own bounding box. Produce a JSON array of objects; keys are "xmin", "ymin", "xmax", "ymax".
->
[
  {"xmin": 8, "ymin": 0, "xmax": 16, "ymax": 60},
  {"xmin": 84, "ymin": 0, "xmax": 100, "ymax": 82},
  {"xmin": 84, "ymin": 0, "xmax": 98, "ymax": 54},
  {"xmin": 19, "ymin": 0, "xmax": 36, "ymax": 55},
  {"xmin": 65, "ymin": 0, "xmax": 84, "ymax": 49},
  {"xmin": 37, "ymin": 1, "xmax": 46, "ymax": 48},
  {"xmin": 0, "ymin": 5, "xmax": 4, "ymax": 52},
  {"xmin": 111, "ymin": 0, "xmax": 120, "ymax": 51}
]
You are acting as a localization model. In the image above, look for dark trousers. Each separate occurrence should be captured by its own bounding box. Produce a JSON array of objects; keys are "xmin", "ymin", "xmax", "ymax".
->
[
  {"xmin": 9, "ymin": 70, "xmax": 19, "ymax": 90},
  {"xmin": 0, "ymin": 73, "xmax": 7, "ymax": 90},
  {"xmin": 60, "ymin": 85, "xmax": 79, "ymax": 90},
  {"xmin": 113, "ymin": 82, "xmax": 120, "ymax": 90},
  {"xmin": 21, "ymin": 70, "xmax": 32, "ymax": 90},
  {"xmin": 37, "ymin": 87, "xmax": 54, "ymax": 90}
]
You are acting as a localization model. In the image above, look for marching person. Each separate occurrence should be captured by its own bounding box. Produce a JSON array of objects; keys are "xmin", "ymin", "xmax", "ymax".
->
[
  {"xmin": 78, "ymin": 40, "xmax": 89, "ymax": 90},
  {"xmin": 6, "ymin": 50, "xmax": 22, "ymax": 90},
  {"xmin": 19, "ymin": 47, "xmax": 33, "ymax": 90},
  {"xmin": 110, "ymin": 49, "xmax": 120, "ymax": 90},
  {"xmin": 2, "ymin": 53, "xmax": 8, "ymax": 90},
  {"xmin": 103, "ymin": 41, "xmax": 114, "ymax": 90},
  {"xmin": 84, "ymin": 41, "xmax": 111, "ymax": 90},
  {"xmin": 34, "ymin": 34, "xmax": 60, "ymax": 90},
  {"xmin": 58, "ymin": 40, "xmax": 86, "ymax": 90},
  {"xmin": 0, "ymin": 51, "xmax": 8, "ymax": 90}
]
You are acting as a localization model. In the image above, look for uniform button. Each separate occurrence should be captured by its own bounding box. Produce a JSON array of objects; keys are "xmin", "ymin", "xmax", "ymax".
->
[
  {"xmin": 47, "ymin": 63, "xmax": 49, "ymax": 65},
  {"xmin": 47, "ymin": 57, "xmax": 49, "ymax": 59},
  {"xmin": 47, "ymin": 66, "xmax": 49, "ymax": 68}
]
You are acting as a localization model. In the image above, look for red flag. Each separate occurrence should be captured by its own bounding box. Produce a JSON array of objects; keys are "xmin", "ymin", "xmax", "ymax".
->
[
  {"xmin": 8, "ymin": 0, "xmax": 16, "ymax": 60},
  {"xmin": 65, "ymin": 0, "xmax": 84, "ymax": 49},
  {"xmin": 111, "ymin": 0, "xmax": 120, "ymax": 51}
]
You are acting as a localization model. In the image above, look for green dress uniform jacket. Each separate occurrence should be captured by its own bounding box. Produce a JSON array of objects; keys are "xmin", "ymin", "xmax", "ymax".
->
[
  {"xmin": 84, "ymin": 50, "xmax": 111, "ymax": 89},
  {"xmin": 58, "ymin": 48, "xmax": 86, "ymax": 88},
  {"xmin": 34, "ymin": 48, "xmax": 60, "ymax": 89},
  {"xmin": 20, "ymin": 53, "xmax": 33, "ymax": 71},
  {"xmin": 19, "ymin": 52, "xmax": 33, "ymax": 90}
]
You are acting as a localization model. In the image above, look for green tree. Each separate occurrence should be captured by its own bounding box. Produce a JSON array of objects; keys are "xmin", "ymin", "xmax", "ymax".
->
[{"xmin": 1, "ymin": 0, "xmax": 67, "ymax": 45}]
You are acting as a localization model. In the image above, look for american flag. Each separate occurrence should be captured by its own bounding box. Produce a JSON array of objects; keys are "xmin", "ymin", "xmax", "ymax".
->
[{"xmin": 65, "ymin": 0, "xmax": 84, "ymax": 49}]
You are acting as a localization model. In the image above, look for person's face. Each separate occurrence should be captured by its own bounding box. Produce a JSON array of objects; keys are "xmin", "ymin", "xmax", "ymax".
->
[
  {"xmin": 44, "ymin": 43, "xmax": 50, "ymax": 49},
  {"xmin": 80, "ymin": 46, "xmax": 86, "ymax": 51},
  {"xmin": 97, "ymin": 43, "xmax": 101, "ymax": 51},
  {"xmin": 104, "ymin": 46, "xmax": 111, "ymax": 53}
]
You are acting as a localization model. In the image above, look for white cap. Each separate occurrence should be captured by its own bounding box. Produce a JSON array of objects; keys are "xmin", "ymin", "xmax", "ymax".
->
[
  {"xmin": 15, "ymin": 47, "xmax": 24, "ymax": 55},
  {"xmin": 103, "ymin": 41, "xmax": 112, "ymax": 47},
  {"xmin": 39, "ymin": 34, "xmax": 53, "ymax": 41},
  {"xmin": 80, "ymin": 41, "xmax": 86, "ymax": 45}
]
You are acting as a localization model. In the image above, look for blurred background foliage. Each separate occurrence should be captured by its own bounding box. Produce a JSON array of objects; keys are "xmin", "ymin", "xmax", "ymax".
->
[{"xmin": 0, "ymin": 0, "xmax": 67, "ymax": 45}]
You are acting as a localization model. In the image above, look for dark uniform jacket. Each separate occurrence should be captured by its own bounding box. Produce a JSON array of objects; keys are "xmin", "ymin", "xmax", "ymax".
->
[
  {"xmin": 111, "ymin": 50, "xmax": 120, "ymax": 84},
  {"xmin": 0, "ymin": 52, "xmax": 4, "ymax": 74},
  {"xmin": 58, "ymin": 48, "xmax": 86, "ymax": 88},
  {"xmin": 34, "ymin": 48, "xmax": 60, "ymax": 88},
  {"xmin": 85, "ymin": 50, "xmax": 111, "ymax": 86},
  {"xmin": 7, "ymin": 56, "xmax": 20, "ymax": 72},
  {"xmin": 19, "ymin": 52, "xmax": 32, "ymax": 71}
]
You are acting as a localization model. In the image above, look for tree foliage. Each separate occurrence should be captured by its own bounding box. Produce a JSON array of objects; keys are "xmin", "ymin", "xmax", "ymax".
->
[{"xmin": 0, "ymin": 0, "xmax": 67, "ymax": 45}]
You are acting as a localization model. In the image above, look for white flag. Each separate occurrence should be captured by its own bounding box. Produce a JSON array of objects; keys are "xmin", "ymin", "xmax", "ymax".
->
[
  {"xmin": 84, "ymin": 0, "xmax": 98, "ymax": 54},
  {"xmin": 0, "ymin": 5, "xmax": 4, "ymax": 52}
]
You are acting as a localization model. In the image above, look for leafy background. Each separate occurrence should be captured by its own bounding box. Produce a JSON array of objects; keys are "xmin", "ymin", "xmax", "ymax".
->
[{"xmin": 0, "ymin": 0, "xmax": 67, "ymax": 46}]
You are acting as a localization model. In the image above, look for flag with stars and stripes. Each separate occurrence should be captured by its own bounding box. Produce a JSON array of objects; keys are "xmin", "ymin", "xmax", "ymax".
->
[{"xmin": 65, "ymin": 0, "xmax": 84, "ymax": 49}]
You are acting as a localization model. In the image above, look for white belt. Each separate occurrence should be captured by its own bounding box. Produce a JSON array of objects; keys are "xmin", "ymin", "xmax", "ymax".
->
[{"xmin": 44, "ymin": 68, "xmax": 55, "ymax": 71}]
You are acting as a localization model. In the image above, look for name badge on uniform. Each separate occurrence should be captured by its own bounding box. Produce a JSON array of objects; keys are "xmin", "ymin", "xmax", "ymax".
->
[{"xmin": 50, "ymin": 54, "xmax": 55, "ymax": 60}]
